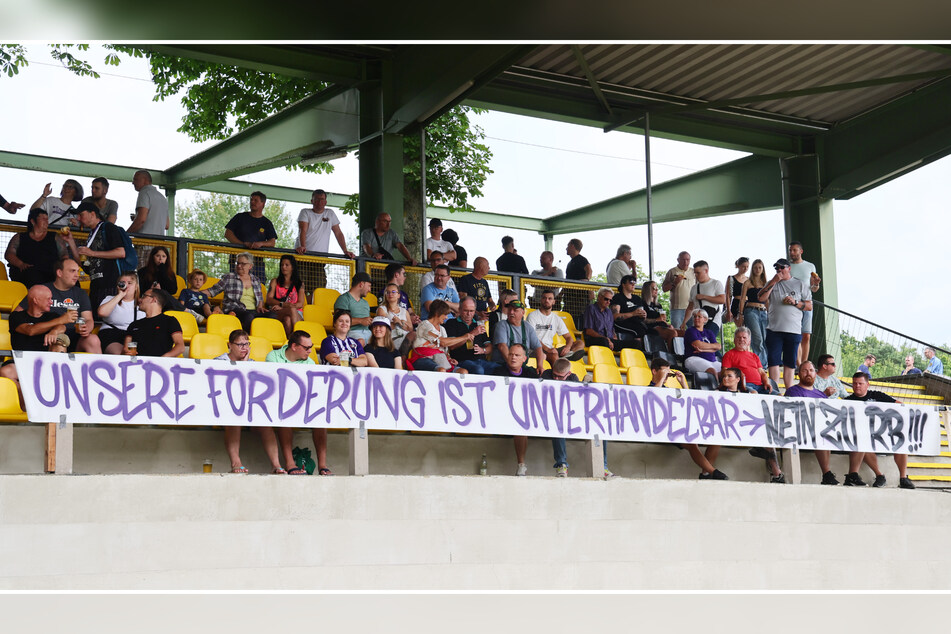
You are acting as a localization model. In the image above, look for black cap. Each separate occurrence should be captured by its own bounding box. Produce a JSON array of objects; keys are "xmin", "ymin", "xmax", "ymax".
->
[
  {"xmin": 773, "ymin": 258, "xmax": 790, "ymax": 269},
  {"xmin": 428, "ymin": 218, "xmax": 442, "ymax": 227},
  {"xmin": 351, "ymin": 272, "xmax": 371, "ymax": 286}
]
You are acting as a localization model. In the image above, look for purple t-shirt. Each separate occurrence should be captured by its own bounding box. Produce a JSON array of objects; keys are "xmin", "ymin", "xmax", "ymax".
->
[
  {"xmin": 583, "ymin": 304, "xmax": 615, "ymax": 338},
  {"xmin": 785, "ymin": 384, "xmax": 827, "ymax": 399},
  {"xmin": 684, "ymin": 326, "xmax": 717, "ymax": 362}
]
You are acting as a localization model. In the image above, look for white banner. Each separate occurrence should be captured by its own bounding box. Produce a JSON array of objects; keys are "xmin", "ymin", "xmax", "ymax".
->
[{"xmin": 14, "ymin": 352, "xmax": 941, "ymax": 455}]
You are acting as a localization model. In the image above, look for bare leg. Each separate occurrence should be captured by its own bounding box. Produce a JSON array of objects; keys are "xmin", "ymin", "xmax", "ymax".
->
[
  {"xmin": 78, "ymin": 334, "xmax": 102, "ymax": 354},
  {"xmin": 848, "ymin": 451, "xmax": 865, "ymax": 474},
  {"xmin": 862, "ymin": 452, "xmax": 883, "ymax": 476},
  {"xmin": 799, "ymin": 333, "xmax": 811, "ymax": 367},
  {"xmin": 684, "ymin": 444, "xmax": 716, "ymax": 473},
  {"xmin": 894, "ymin": 454, "xmax": 908, "ymax": 478},
  {"xmin": 224, "ymin": 426, "xmax": 243, "ymax": 471},
  {"xmin": 704, "ymin": 446, "xmax": 720, "ymax": 465},
  {"xmin": 514, "ymin": 435, "xmax": 528, "ymax": 464},
  {"xmin": 256, "ymin": 428, "xmax": 283, "ymax": 472},
  {"xmin": 105, "ymin": 342, "xmax": 124, "ymax": 355},
  {"xmin": 312, "ymin": 429, "xmax": 328, "ymax": 471},
  {"xmin": 768, "ymin": 365, "xmax": 780, "ymax": 385},
  {"xmin": 815, "ymin": 449, "xmax": 831, "ymax": 473},
  {"xmin": 277, "ymin": 427, "xmax": 298, "ymax": 470},
  {"xmin": 782, "ymin": 366, "xmax": 795, "ymax": 392}
]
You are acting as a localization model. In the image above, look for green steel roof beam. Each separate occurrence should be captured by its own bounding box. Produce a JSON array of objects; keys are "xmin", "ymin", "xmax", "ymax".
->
[
  {"xmin": 818, "ymin": 77, "xmax": 951, "ymax": 199},
  {"xmin": 385, "ymin": 45, "xmax": 538, "ymax": 134},
  {"xmin": 164, "ymin": 86, "xmax": 361, "ymax": 190},
  {"xmin": 542, "ymin": 155, "xmax": 782, "ymax": 235},
  {"xmin": 426, "ymin": 207, "xmax": 545, "ymax": 233},
  {"xmin": 571, "ymin": 45, "xmax": 613, "ymax": 117},
  {"xmin": 0, "ymin": 150, "xmax": 165, "ymax": 186},
  {"xmin": 145, "ymin": 44, "xmax": 368, "ymax": 85}
]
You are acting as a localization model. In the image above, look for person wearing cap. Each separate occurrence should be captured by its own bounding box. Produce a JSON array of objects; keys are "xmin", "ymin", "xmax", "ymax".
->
[
  {"xmin": 128, "ymin": 170, "xmax": 169, "ymax": 236},
  {"xmin": 333, "ymin": 272, "xmax": 374, "ymax": 344},
  {"xmin": 4, "ymin": 206, "xmax": 71, "ymax": 288},
  {"xmin": 758, "ymin": 257, "xmax": 812, "ymax": 393},
  {"xmin": 496, "ymin": 235, "xmax": 528, "ymax": 274},
  {"xmin": 13, "ymin": 258, "xmax": 101, "ymax": 354},
  {"xmin": 48, "ymin": 333, "xmax": 70, "ymax": 353},
  {"xmin": 294, "ymin": 188, "xmax": 355, "ymax": 289},
  {"xmin": 787, "ymin": 241, "xmax": 821, "ymax": 366},
  {"xmin": 420, "ymin": 264, "xmax": 460, "ymax": 320},
  {"xmin": 65, "ymin": 200, "xmax": 127, "ymax": 310},
  {"xmin": 491, "ymin": 298, "xmax": 545, "ymax": 370},
  {"xmin": 456, "ymin": 257, "xmax": 496, "ymax": 320},
  {"xmin": 425, "ymin": 218, "xmax": 456, "ymax": 263},
  {"xmin": 30, "ymin": 179, "xmax": 83, "ymax": 228},
  {"xmin": 606, "ymin": 244, "xmax": 636, "ymax": 287},
  {"xmin": 364, "ymin": 315, "xmax": 404, "ymax": 370},
  {"xmin": 80, "ymin": 177, "xmax": 118, "ymax": 224},
  {"xmin": 360, "ymin": 212, "xmax": 417, "ymax": 265},
  {"xmin": 1, "ymin": 190, "xmax": 25, "ymax": 214}
]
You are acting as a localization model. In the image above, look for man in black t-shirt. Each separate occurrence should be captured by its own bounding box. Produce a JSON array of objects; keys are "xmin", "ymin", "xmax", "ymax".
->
[
  {"xmin": 495, "ymin": 236, "xmax": 528, "ymax": 274},
  {"xmin": 445, "ymin": 296, "xmax": 498, "ymax": 375},
  {"xmin": 224, "ymin": 191, "xmax": 278, "ymax": 280},
  {"xmin": 0, "ymin": 285, "xmax": 76, "ymax": 393},
  {"xmin": 15, "ymin": 258, "xmax": 101, "ymax": 353},
  {"xmin": 124, "ymin": 289, "xmax": 184, "ymax": 358},
  {"xmin": 456, "ymin": 257, "xmax": 496, "ymax": 320},
  {"xmin": 68, "ymin": 202, "xmax": 126, "ymax": 311},
  {"xmin": 845, "ymin": 372, "xmax": 915, "ymax": 490},
  {"xmin": 563, "ymin": 237, "xmax": 593, "ymax": 326}
]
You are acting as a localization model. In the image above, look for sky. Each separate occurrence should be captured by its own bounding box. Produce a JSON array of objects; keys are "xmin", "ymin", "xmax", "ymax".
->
[{"xmin": 0, "ymin": 43, "xmax": 947, "ymax": 347}]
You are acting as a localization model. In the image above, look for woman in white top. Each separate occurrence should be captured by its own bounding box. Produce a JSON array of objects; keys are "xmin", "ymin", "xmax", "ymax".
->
[
  {"xmin": 97, "ymin": 271, "xmax": 141, "ymax": 354},
  {"xmin": 376, "ymin": 283, "xmax": 414, "ymax": 352}
]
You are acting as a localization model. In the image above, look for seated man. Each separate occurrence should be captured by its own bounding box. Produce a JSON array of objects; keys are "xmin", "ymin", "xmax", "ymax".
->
[
  {"xmin": 420, "ymin": 264, "xmax": 460, "ymax": 320},
  {"xmin": 488, "ymin": 288, "xmax": 518, "ymax": 338},
  {"xmin": 491, "ymin": 299, "xmax": 545, "ymax": 370},
  {"xmin": 582, "ymin": 288, "xmax": 640, "ymax": 350},
  {"xmin": 14, "ymin": 257, "xmax": 101, "ymax": 354},
  {"xmin": 0, "ymin": 285, "xmax": 77, "ymax": 396},
  {"xmin": 123, "ymin": 289, "xmax": 185, "ymax": 357},
  {"xmin": 333, "ymin": 272, "xmax": 373, "ymax": 344},
  {"xmin": 785, "ymin": 361, "xmax": 839, "ymax": 486},
  {"xmin": 444, "ymin": 296, "xmax": 497, "ymax": 375},
  {"xmin": 419, "ymin": 251, "xmax": 457, "ymax": 291},
  {"xmin": 456, "ymin": 256, "xmax": 496, "ymax": 320},
  {"xmin": 493, "ymin": 343, "xmax": 538, "ymax": 476},
  {"xmin": 360, "ymin": 212, "xmax": 417, "ymax": 265},
  {"xmin": 813, "ymin": 354, "xmax": 849, "ymax": 399},
  {"xmin": 720, "ymin": 326, "xmax": 771, "ymax": 394},
  {"xmin": 526, "ymin": 288, "xmax": 585, "ymax": 364},
  {"xmin": 846, "ymin": 372, "xmax": 915, "ymax": 490}
]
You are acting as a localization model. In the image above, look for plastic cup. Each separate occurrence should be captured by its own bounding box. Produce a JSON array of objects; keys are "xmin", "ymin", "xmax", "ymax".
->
[
  {"xmin": 339, "ymin": 351, "xmax": 350, "ymax": 367},
  {"xmin": 202, "ymin": 459, "xmax": 213, "ymax": 473}
]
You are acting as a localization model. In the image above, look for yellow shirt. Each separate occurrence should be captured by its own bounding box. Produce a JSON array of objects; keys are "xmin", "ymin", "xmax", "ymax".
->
[{"xmin": 240, "ymin": 286, "xmax": 256, "ymax": 310}]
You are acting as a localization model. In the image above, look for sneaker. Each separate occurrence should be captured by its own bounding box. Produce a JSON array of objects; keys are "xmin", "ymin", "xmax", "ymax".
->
[
  {"xmin": 872, "ymin": 474, "xmax": 887, "ymax": 488},
  {"xmin": 603, "ymin": 469, "xmax": 617, "ymax": 478},
  {"xmin": 568, "ymin": 349, "xmax": 586, "ymax": 361},
  {"xmin": 555, "ymin": 465, "xmax": 568, "ymax": 478},
  {"xmin": 748, "ymin": 446, "xmax": 774, "ymax": 461},
  {"xmin": 843, "ymin": 472, "xmax": 867, "ymax": 487},
  {"xmin": 821, "ymin": 470, "xmax": 839, "ymax": 485},
  {"xmin": 516, "ymin": 463, "xmax": 528, "ymax": 477},
  {"xmin": 770, "ymin": 473, "xmax": 786, "ymax": 484},
  {"xmin": 899, "ymin": 477, "xmax": 916, "ymax": 490},
  {"xmin": 699, "ymin": 469, "xmax": 729, "ymax": 480}
]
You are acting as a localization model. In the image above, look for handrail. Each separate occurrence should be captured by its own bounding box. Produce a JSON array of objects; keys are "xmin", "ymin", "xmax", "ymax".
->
[{"xmin": 814, "ymin": 300, "xmax": 950, "ymax": 356}]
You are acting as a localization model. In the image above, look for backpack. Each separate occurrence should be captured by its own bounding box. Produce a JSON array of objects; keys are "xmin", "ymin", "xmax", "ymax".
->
[{"xmin": 114, "ymin": 225, "xmax": 139, "ymax": 273}]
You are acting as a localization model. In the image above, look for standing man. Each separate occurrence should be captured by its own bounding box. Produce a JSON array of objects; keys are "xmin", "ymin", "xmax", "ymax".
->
[
  {"xmin": 295, "ymin": 188, "xmax": 356, "ymax": 289},
  {"xmin": 846, "ymin": 372, "xmax": 916, "ymax": 490},
  {"xmin": 266, "ymin": 331, "xmax": 332, "ymax": 476},
  {"xmin": 496, "ymin": 236, "xmax": 529, "ymax": 274},
  {"xmin": 81, "ymin": 177, "xmax": 118, "ymax": 224},
  {"xmin": 224, "ymin": 191, "xmax": 277, "ymax": 281},
  {"xmin": 787, "ymin": 240, "xmax": 821, "ymax": 365},
  {"xmin": 333, "ymin": 272, "xmax": 373, "ymax": 345},
  {"xmin": 564, "ymin": 238, "xmax": 593, "ymax": 325},
  {"xmin": 68, "ymin": 201, "xmax": 126, "ymax": 310},
  {"xmin": 529, "ymin": 250, "xmax": 565, "ymax": 309},
  {"xmin": 679, "ymin": 260, "xmax": 726, "ymax": 336},
  {"xmin": 662, "ymin": 251, "xmax": 695, "ymax": 331},
  {"xmin": 856, "ymin": 354, "xmax": 876, "ymax": 377},
  {"xmin": 606, "ymin": 244, "xmax": 636, "ymax": 287},
  {"xmin": 360, "ymin": 212, "xmax": 417, "ymax": 265},
  {"xmin": 759, "ymin": 258, "xmax": 811, "ymax": 391},
  {"xmin": 924, "ymin": 347, "xmax": 944, "ymax": 375},
  {"xmin": 785, "ymin": 361, "xmax": 839, "ymax": 485},
  {"xmin": 129, "ymin": 170, "xmax": 169, "ymax": 235},
  {"xmin": 527, "ymin": 288, "xmax": 586, "ymax": 364},
  {"xmin": 456, "ymin": 256, "xmax": 496, "ymax": 320},
  {"xmin": 14, "ymin": 258, "xmax": 101, "ymax": 354}
]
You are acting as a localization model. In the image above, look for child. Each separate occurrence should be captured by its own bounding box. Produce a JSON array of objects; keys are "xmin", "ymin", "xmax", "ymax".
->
[
  {"xmin": 48, "ymin": 333, "xmax": 70, "ymax": 354},
  {"xmin": 179, "ymin": 269, "xmax": 220, "ymax": 325}
]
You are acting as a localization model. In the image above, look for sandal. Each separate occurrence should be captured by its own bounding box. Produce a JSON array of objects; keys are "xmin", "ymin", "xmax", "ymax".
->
[
  {"xmin": 318, "ymin": 467, "xmax": 334, "ymax": 476},
  {"xmin": 272, "ymin": 467, "xmax": 287, "ymax": 474},
  {"xmin": 231, "ymin": 466, "xmax": 249, "ymax": 474},
  {"xmin": 287, "ymin": 467, "xmax": 308, "ymax": 475}
]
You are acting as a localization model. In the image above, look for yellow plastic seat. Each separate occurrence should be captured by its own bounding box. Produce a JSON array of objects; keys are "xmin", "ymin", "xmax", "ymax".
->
[
  {"xmin": 188, "ymin": 332, "xmax": 228, "ymax": 360},
  {"xmin": 250, "ymin": 317, "xmax": 288, "ymax": 348},
  {"xmin": 626, "ymin": 366, "xmax": 653, "ymax": 386},
  {"xmin": 0, "ymin": 376, "xmax": 27, "ymax": 422},
  {"xmin": 554, "ymin": 310, "xmax": 579, "ymax": 336},
  {"xmin": 248, "ymin": 335, "xmax": 274, "ymax": 362},
  {"xmin": 294, "ymin": 320, "xmax": 327, "ymax": 343},
  {"xmin": 569, "ymin": 359, "xmax": 587, "ymax": 381},
  {"xmin": 587, "ymin": 345, "xmax": 617, "ymax": 367},
  {"xmin": 200, "ymin": 276, "xmax": 223, "ymax": 307},
  {"xmin": 206, "ymin": 313, "xmax": 243, "ymax": 339},
  {"xmin": 619, "ymin": 348, "xmax": 649, "ymax": 370},
  {"xmin": 305, "ymin": 288, "xmax": 340, "ymax": 329},
  {"xmin": 526, "ymin": 357, "xmax": 551, "ymax": 372},
  {"xmin": 0, "ymin": 318, "xmax": 9, "ymax": 332},
  {"xmin": 165, "ymin": 310, "xmax": 199, "ymax": 344},
  {"xmin": 175, "ymin": 275, "xmax": 187, "ymax": 296},
  {"xmin": 665, "ymin": 376, "xmax": 685, "ymax": 389},
  {"xmin": 366, "ymin": 292, "xmax": 378, "ymax": 308},
  {"xmin": 0, "ymin": 262, "xmax": 8, "ymax": 281},
  {"xmin": 552, "ymin": 332, "xmax": 567, "ymax": 348},
  {"xmin": 0, "ymin": 280, "xmax": 28, "ymax": 313},
  {"xmin": 593, "ymin": 363, "xmax": 623, "ymax": 385}
]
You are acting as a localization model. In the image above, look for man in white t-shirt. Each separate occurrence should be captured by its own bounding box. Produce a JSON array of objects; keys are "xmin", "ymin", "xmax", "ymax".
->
[
  {"xmin": 129, "ymin": 170, "xmax": 168, "ymax": 235},
  {"xmin": 294, "ymin": 188, "xmax": 356, "ymax": 288},
  {"xmin": 424, "ymin": 217, "xmax": 456, "ymax": 262},
  {"xmin": 787, "ymin": 240, "xmax": 821, "ymax": 366},
  {"xmin": 526, "ymin": 288, "xmax": 585, "ymax": 364},
  {"xmin": 606, "ymin": 244, "xmax": 636, "ymax": 287},
  {"xmin": 679, "ymin": 260, "xmax": 726, "ymax": 335}
]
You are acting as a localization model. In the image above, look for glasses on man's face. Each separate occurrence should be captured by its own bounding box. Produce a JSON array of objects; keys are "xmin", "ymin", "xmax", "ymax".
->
[
  {"xmin": 775, "ymin": 266, "xmax": 788, "ymax": 271},
  {"xmin": 552, "ymin": 371, "xmax": 571, "ymax": 380},
  {"xmin": 297, "ymin": 343, "xmax": 314, "ymax": 351},
  {"xmin": 435, "ymin": 273, "xmax": 449, "ymax": 279},
  {"xmin": 823, "ymin": 361, "xmax": 836, "ymax": 366}
]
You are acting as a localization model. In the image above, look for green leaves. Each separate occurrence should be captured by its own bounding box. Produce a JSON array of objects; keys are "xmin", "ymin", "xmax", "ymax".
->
[{"xmin": 0, "ymin": 44, "xmax": 27, "ymax": 78}]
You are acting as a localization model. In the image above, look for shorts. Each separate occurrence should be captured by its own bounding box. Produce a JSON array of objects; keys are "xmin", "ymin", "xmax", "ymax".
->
[
  {"xmin": 801, "ymin": 309, "xmax": 813, "ymax": 334},
  {"xmin": 765, "ymin": 330, "xmax": 802, "ymax": 369}
]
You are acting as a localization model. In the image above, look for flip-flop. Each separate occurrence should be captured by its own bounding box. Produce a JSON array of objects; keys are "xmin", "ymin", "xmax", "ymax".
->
[
  {"xmin": 231, "ymin": 466, "xmax": 249, "ymax": 474},
  {"xmin": 318, "ymin": 467, "xmax": 334, "ymax": 476},
  {"xmin": 272, "ymin": 468, "xmax": 287, "ymax": 474},
  {"xmin": 287, "ymin": 467, "xmax": 308, "ymax": 475}
]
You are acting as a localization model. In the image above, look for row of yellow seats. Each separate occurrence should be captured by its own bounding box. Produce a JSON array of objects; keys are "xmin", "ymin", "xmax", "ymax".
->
[
  {"xmin": 189, "ymin": 317, "xmax": 326, "ymax": 364},
  {"xmin": 592, "ymin": 363, "xmax": 681, "ymax": 388},
  {"xmin": 584, "ymin": 345, "xmax": 649, "ymax": 373}
]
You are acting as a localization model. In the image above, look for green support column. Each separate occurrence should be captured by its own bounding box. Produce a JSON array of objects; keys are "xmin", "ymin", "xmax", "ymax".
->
[
  {"xmin": 358, "ymin": 80, "xmax": 405, "ymax": 239},
  {"xmin": 781, "ymin": 154, "xmax": 839, "ymax": 364},
  {"xmin": 165, "ymin": 186, "xmax": 176, "ymax": 236}
]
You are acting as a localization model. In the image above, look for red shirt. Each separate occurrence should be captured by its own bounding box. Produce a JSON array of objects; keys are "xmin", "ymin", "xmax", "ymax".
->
[{"xmin": 722, "ymin": 349, "xmax": 764, "ymax": 386}]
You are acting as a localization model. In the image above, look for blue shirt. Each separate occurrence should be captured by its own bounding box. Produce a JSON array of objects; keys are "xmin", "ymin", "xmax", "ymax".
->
[
  {"xmin": 419, "ymin": 283, "xmax": 459, "ymax": 320},
  {"xmin": 927, "ymin": 356, "xmax": 944, "ymax": 375}
]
